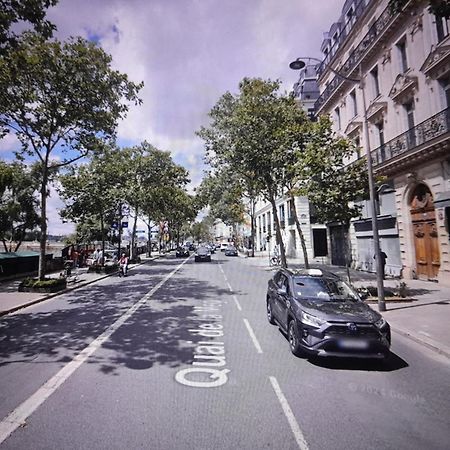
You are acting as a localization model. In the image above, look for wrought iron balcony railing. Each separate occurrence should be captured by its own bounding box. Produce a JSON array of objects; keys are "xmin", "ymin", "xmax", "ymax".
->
[
  {"xmin": 287, "ymin": 217, "xmax": 295, "ymax": 225},
  {"xmin": 371, "ymin": 107, "xmax": 450, "ymax": 167},
  {"xmin": 315, "ymin": 1, "xmax": 395, "ymax": 111}
]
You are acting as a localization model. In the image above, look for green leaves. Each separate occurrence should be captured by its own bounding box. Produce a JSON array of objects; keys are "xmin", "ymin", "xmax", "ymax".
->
[{"xmin": 0, "ymin": 160, "xmax": 40, "ymax": 251}]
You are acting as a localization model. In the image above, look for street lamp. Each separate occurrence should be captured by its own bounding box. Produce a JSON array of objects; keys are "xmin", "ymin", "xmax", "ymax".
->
[{"xmin": 290, "ymin": 56, "xmax": 386, "ymax": 311}]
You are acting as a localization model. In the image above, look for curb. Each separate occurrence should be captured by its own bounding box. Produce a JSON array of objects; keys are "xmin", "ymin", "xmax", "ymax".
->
[
  {"xmin": 0, "ymin": 256, "xmax": 160, "ymax": 317},
  {"xmin": 391, "ymin": 326, "xmax": 450, "ymax": 359}
]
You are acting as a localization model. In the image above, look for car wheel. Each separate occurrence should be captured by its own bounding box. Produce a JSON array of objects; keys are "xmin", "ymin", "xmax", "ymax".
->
[
  {"xmin": 267, "ymin": 298, "xmax": 275, "ymax": 325},
  {"xmin": 288, "ymin": 320, "xmax": 303, "ymax": 357}
]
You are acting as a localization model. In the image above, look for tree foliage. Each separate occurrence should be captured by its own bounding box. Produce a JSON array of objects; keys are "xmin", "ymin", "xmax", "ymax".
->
[
  {"xmin": 294, "ymin": 115, "xmax": 369, "ymax": 225},
  {"xmin": 198, "ymin": 78, "xmax": 309, "ymax": 267},
  {"xmin": 0, "ymin": 0, "xmax": 58, "ymax": 53},
  {"xmin": 196, "ymin": 169, "xmax": 246, "ymax": 226},
  {"xmin": 0, "ymin": 32, "xmax": 142, "ymax": 278},
  {"xmin": 0, "ymin": 160, "xmax": 39, "ymax": 251}
]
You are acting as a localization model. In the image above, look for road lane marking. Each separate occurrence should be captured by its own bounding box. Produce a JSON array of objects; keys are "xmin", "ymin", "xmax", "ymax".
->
[
  {"xmin": 243, "ymin": 318, "xmax": 263, "ymax": 354},
  {"xmin": 0, "ymin": 258, "xmax": 189, "ymax": 445},
  {"xmin": 269, "ymin": 376, "xmax": 309, "ymax": 450},
  {"xmin": 233, "ymin": 295, "xmax": 242, "ymax": 311}
]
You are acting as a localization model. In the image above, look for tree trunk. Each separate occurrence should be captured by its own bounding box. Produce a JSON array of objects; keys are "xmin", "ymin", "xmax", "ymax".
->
[
  {"xmin": 147, "ymin": 219, "xmax": 152, "ymax": 257},
  {"xmin": 100, "ymin": 214, "xmax": 105, "ymax": 267},
  {"xmin": 290, "ymin": 195, "xmax": 310, "ymax": 269},
  {"xmin": 38, "ymin": 169, "xmax": 48, "ymax": 281},
  {"xmin": 268, "ymin": 195, "xmax": 287, "ymax": 268}
]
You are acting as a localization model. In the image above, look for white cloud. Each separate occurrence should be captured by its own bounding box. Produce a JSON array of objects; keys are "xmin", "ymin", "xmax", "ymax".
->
[{"xmin": 2, "ymin": 0, "xmax": 346, "ymax": 235}]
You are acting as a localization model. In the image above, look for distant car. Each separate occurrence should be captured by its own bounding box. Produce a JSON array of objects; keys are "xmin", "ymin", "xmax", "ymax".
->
[
  {"xmin": 266, "ymin": 268, "xmax": 391, "ymax": 359},
  {"xmin": 220, "ymin": 242, "xmax": 229, "ymax": 252},
  {"xmin": 176, "ymin": 247, "xmax": 190, "ymax": 257},
  {"xmin": 224, "ymin": 246, "xmax": 238, "ymax": 256},
  {"xmin": 195, "ymin": 246, "xmax": 211, "ymax": 262},
  {"xmin": 188, "ymin": 243, "xmax": 196, "ymax": 251}
]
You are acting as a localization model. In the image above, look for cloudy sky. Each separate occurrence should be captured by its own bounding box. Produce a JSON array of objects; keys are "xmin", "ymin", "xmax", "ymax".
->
[{"xmin": 1, "ymin": 0, "xmax": 345, "ymax": 234}]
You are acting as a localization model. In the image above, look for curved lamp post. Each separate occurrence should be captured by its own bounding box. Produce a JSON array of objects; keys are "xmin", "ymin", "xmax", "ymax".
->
[{"xmin": 290, "ymin": 57, "xmax": 386, "ymax": 312}]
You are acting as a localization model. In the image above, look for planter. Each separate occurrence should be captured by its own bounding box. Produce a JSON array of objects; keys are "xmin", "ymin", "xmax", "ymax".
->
[{"xmin": 18, "ymin": 278, "xmax": 67, "ymax": 294}]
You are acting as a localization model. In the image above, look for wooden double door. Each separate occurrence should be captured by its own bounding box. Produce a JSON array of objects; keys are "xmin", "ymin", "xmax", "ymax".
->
[{"xmin": 410, "ymin": 185, "xmax": 440, "ymax": 280}]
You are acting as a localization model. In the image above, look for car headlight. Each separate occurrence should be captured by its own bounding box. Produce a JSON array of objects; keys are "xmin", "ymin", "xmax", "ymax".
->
[
  {"xmin": 301, "ymin": 311, "xmax": 325, "ymax": 328},
  {"xmin": 374, "ymin": 317, "xmax": 387, "ymax": 329}
]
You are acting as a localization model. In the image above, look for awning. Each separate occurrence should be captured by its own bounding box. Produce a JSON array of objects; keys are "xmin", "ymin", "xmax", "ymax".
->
[{"xmin": 434, "ymin": 190, "xmax": 450, "ymax": 208}]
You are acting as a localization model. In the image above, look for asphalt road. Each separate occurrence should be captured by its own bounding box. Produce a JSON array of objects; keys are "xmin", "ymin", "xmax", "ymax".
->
[{"xmin": 0, "ymin": 252, "xmax": 449, "ymax": 449}]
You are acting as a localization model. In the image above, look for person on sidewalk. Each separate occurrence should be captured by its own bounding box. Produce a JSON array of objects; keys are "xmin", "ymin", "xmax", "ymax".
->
[
  {"xmin": 374, "ymin": 251, "xmax": 388, "ymax": 280},
  {"xmin": 119, "ymin": 252, "xmax": 129, "ymax": 277}
]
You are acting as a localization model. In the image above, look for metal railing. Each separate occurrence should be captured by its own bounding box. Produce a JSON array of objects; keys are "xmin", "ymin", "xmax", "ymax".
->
[
  {"xmin": 315, "ymin": 1, "xmax": 395, "ymax": 111},
  {"xmin": 371, "ymin": 107, "xmax": 450, "ymax": 167}
]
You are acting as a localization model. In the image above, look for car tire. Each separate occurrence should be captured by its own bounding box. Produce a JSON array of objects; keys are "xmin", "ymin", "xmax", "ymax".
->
[
  {"xmin": 288, "ymin": 320, "xmax": 303, "ymax": 357},
  {"xmin": 267, "ymin": 298, "xmax": 275, "ymax": 325}
]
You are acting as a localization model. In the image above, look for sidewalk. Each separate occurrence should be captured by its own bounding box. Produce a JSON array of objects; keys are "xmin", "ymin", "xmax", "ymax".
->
[
  {"xmin": 0, "ymin": 255, "xmax": 160, "ymax": 317},
  {"xmin": 243, "ymin": 252, "xmax": 450, "ymax": 359}
]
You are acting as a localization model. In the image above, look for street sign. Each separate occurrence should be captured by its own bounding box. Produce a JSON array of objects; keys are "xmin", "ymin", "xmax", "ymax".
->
[
  {"xmin": 122, "ymin": 222, "xmax": 128, "ymax": 228},
  {"xmin": 111, "ymin": 222, "xmax": 118, "ymax": 229}
]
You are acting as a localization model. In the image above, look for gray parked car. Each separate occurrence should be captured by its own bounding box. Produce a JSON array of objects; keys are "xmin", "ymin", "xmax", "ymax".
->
[{"xmin": 266, "ymin": 268, "xmax": 391, "ymax": 359}]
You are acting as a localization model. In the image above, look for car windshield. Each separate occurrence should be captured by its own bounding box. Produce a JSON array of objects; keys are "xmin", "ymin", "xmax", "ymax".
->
[
  {"xmin": 293, "ymin": 276, "xmax": 360, "ymax": 302},
  {"xmin": 197, "ymin": 247, "xmax": 209, "ymax": 255}
]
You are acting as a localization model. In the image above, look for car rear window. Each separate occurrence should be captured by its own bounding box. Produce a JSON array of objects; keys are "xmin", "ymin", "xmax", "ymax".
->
[{"xmin": 293, "ymin": 277, "xmax": 359, "ymax": 302}]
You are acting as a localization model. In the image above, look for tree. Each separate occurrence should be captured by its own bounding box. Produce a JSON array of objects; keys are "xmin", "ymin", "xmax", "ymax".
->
[
  {"xmin": 58, "ymin": 147, "xmax": 124, "ymax": 264},
  {"xmin": 139, "ymin": 149, "xmax": 190, "ymax": 254},
  {"xmin": 0, "ymin": 0, "xmax": 58, "ymax": 53},
  {"xmin": 0, "ymin": 160, "xmax": 39, "ymax": 251},
  {"xmin": 0, "ymin": 33, "xmax": 142, "ymax": 279},
  {"xmin": 294, "ymin": 115, "xmax": 369, "ymax": 268},
  {"xmin": 198, "ymin": 78, "xmax": 308, "ymax": 268},
  {"xmin": 196, "ymin": 169, "xmax": 246, "ymax": 227}
]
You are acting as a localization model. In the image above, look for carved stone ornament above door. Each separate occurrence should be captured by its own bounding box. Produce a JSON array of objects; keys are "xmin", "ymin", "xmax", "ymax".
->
[
  {"xmin": 388, "ymin": 73, "xmax": 418, "ymax": 103},
  {"xmin": 420, "ymin": 45, "xmax": 450, "ymax": 80}
]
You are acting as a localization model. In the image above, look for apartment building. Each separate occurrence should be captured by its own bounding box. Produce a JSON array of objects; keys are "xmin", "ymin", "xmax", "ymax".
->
[{"xmin": 314, "ymin": 0, "xmax": 450, "ymax": 284}]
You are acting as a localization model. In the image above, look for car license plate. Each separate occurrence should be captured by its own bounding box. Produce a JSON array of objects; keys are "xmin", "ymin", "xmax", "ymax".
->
[{"xmin": 338, "ymin": 339, "xmax": 368, "ymax": 350}]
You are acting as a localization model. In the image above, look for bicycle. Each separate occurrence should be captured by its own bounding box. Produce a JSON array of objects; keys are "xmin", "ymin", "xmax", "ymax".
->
[{"xmin": 269, "ymin": 253, "xmax": 281, "ymax": 266}]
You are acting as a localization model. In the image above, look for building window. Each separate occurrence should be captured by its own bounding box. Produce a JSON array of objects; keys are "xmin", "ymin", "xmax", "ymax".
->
[
  {"xmin": 436, "ymin": 15, "xmax": 450, "ymax": 42},
  {"xmin": 350, "ymin": 90, "xmax": 357, "ymax": 117},
  {"xmin": 346, "ymin": 7, "xmax": 355, "ymax": 33},
  {"xmin": 376, "ymin": 122, "xmax": 385, "ymax": 162},
  {"xmin": 440, "ymin": 76, "xmax": 450, "ymax": 108},
  {"xmin": 396, "ymin": 38, "xmax": 408, "ymax": 73},
  {"xmin": 279, "ymin": 204, "xmax": 285, "ymax": 221},
  {"xmin": 370, "ymin": 66, "xmax": 380, "ymax": 98},
  {"xmin": 404, "ymin": 101, "xmax": 416, "ymax": 147},
  {"xmin": 354, "ymin": 135, "xmax": 361, "ymax": 159},
  {"xmin": 334, "ymin": 107, "xmax": 341, "ymax": 130}
]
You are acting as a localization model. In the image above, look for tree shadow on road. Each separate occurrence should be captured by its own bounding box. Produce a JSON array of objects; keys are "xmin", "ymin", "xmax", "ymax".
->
[{"xmin": 0, "ymin": 258, "xmax": 234, "ymax": 376}]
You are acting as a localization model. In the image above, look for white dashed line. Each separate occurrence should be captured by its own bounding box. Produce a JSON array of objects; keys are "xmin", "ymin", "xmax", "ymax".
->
[
  {"xmin": 243, "ymin": 318, "xmax": 263, "ymax": 354},
  {"xmin": 269, "ymin": 376, "xmax": 309, "ymax": 450},
  {"xmin": 233, "ymin": 295, "xmax": 242, "ymax": 311},
  {"xmin": 0, "ymin": 258, "xmax": 189, "ymax": 445}
]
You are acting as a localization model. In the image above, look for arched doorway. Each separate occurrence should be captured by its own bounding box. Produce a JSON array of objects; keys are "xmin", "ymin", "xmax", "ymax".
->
[{"xmin": 410, "ymin": 184, "xmax": 440, "ymax": 280}]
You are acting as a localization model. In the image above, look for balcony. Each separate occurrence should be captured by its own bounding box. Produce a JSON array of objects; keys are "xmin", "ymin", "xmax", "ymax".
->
[
  {"xmin": 280, "ymin": 220, "xmax": 285, "ymax": 229},
  {"xmin": 315, "ymin": 1, "xmax": 414, "ymax": 113},
  {"xmin": 287, "ymin": 217, "xmax": 295, "ymax": 226},
  {"xmin": 371, "ymin": 107, "xmax": 450, "ymax": 175}
]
